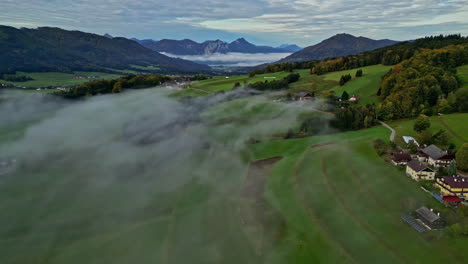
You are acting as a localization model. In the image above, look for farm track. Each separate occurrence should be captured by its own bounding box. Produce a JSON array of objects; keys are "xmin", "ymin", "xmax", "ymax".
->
[
  {"xmin": 438, "ymin": 117, "xmax": 466, "ymax": 143},
  {"xmin": 292, "ymin": 143, "xmax": 360, "ymax": 264},
  {"xmin": 320, "ymin": 156, "xmax": 410, "ymax": 264}
]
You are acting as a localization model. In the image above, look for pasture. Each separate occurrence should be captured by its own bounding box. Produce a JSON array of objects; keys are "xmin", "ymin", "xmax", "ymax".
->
[{"xmin": 388, "ymin": 113, "xmax": 468, "ymax": 148}]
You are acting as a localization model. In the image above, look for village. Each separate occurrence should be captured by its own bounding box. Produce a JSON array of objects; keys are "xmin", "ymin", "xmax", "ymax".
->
[{"xmin": 390, "ymin": 136, "xmax": 467, "ymax": 232}]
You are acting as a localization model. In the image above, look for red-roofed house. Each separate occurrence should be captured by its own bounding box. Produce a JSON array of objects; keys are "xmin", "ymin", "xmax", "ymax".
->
[
  {"xmin": 436, "ymin": 177, "xmax": 468, "ymax": 200},
  {"xmin": 443, "ymin": 196, "xmax": 462, "ymax": 205}
]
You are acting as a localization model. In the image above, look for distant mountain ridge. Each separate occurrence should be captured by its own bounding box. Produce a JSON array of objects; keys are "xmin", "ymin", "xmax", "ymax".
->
[
  {"xmin": 277, "ymin": 44, "xmax": 302, "ymax": 52},
  {"xmin": 279, "ymin": 33, "xmax": 399, "ymax": 63},
  {"xmin": 133, "ymin": 38, "xmax": 296, "ymax": 55},
  {"xmin": 0, "ymin": 26, "xmax": 210, "ymax": 74}
]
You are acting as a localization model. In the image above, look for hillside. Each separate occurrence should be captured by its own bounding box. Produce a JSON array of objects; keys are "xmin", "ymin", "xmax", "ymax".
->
[
  {"xmin": 134, "ymin": 37, "xmax": 292, "ymax": 55},
  {"xmin": 0, "ymin": 26, "xmax": 211, "ymax": 74},
  {"xmin": 280, "ymin": 33, "xmax": 398, "ymax": 62}
]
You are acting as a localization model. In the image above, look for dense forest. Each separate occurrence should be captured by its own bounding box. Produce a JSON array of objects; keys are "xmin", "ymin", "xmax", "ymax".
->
[
  {"xmin": 55, "ymin": 74, "xmax": 171, "ymax": 99},
  {"xmin": 377, "ymin": 44, "xmax": 468, "ymax": 120}
]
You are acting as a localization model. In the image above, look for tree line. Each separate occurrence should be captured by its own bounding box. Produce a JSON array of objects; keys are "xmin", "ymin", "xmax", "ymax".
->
[{"xmin": 55, "ymin": 74, "xmax": 171, "ymax": 99}]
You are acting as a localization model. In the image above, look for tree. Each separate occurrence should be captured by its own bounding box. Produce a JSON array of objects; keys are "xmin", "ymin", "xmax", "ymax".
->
[
  {"xmin": 341, "ymin": 91, "xmax": 350, "ymax": 101},
  {"xmin": 112, "ymin": 81, "xmax": 122, "ymax": 93},
  {"xmin": 355, "ymin": 69, "xmax": 363, "ymax": 77},
  {"xmin": 447, "ymin": 160, "xmax": 457, "ymax": 176},
  {"xmin": 233, "ymin": 82, "xmax": 241, "ymax": 88},
  {"xmin": 432, "ymin": 129, "xmax": 450, "ymax": 146},
  {"xmin": 413, "ymin": 114, "xmax": 431, "ymax": 132},
  {"xmin": 456, "ymin": 143, "xmax": 468, "ymax": 172},
  {"xmin": 417, "ymin": 130, "xmax": 433, "ymax": 146},
  {"xmin": 455, "ymin": 88, "xmax": 468, "ymax": 112}
]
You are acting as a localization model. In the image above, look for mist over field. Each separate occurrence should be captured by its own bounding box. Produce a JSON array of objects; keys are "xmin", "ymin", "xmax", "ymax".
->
[
  {"xmin": 0, "ymin": 88, "xmax": 327, "ymax": 263},
  {"xmin": 161, "ymin": 52, "xmax": 291, "ymax": 67}
]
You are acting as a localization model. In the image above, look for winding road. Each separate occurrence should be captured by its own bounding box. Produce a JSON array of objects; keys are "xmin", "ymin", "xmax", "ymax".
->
[{"xmin": 380, "ymin": 121, "xmax": 396, "ymax": 142}]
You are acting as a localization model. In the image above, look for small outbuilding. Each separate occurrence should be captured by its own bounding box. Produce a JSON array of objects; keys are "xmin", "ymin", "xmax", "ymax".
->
[
  {"xmin": 443, "ymin": 196, "xmax": 462, "ymax": 206},
  {"xmin": 415, "ymin": 206, "xmax": 443, "ymax": 229},
  {"xmin": 402, "ymin": 136, "xmax": 419, "ymax": 147},
  {"xmin": 295, "ymin": 92, "xmax": 314, "ymax": 101}
]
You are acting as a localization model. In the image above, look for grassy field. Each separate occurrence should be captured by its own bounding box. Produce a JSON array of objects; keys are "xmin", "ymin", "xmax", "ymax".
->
[
  {"xmin": 0, "ymin": 71, "xmax": 124, "ymax": 88},
  {"xmin": 250, "ymin": 126, "xmax": 468, "ymax": 263},
  {"xmin": 388, "ymin": 113, "xmax": 468, "ymax": 148},
  {"xmin": 173, "ymin": 65, "xmax": 391, "ymax": 105},
  {"xmin": 172, "ymin": 71, "xmax": 292, "ymax": 96}
]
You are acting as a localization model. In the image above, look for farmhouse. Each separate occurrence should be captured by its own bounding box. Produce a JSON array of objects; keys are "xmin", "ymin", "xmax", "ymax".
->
[
  {"xmin": 415, "ymin": 206, "xmax": 443, "ymax": 229},
  {"xmin": 391, "ymin": 152, "xmax": 412, "ymax": 165},
  {"xmin": 295, "ymin": 92, "xmax": 314, "ymax": 101},
  {"xmin": 348, "ymin": 96, "xmax": 360, "ymax": 102},
  {"xmin": 418, "ymin": 145, "xmax": 453, "ymax": 167},
  {"xmin": 436, "ymin": 176, "xmax": 468, "ymax": 200},
  {"xmin": 406, "ymin": 160, "xmax": 436, "ymax": 181}
]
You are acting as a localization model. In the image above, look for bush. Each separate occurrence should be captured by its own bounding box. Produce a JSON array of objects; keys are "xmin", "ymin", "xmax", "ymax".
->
[{"xmin": 373, "ymin": 139, "xmax": 388, "ymax": 156}]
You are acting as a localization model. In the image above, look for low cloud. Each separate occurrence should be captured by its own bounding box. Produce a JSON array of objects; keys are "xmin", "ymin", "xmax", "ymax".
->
[{"xmin": 161, "ymin": 52, "xmax": 290, "ymax": 67}]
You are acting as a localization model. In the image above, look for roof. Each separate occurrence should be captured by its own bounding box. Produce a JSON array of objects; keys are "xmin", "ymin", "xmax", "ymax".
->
[
  {"xmin": 416, "ymin": 206, "xmax": 440, "ymax": 223},
  {"xmin": 407, "ymin": 160, "xmax": 433, "ymax": 172},
  {"xmin": 392, "ymin": 152, "xmax": 412, "ymax": 162},
  {"xmin": 443, "ymin": 196, "xmax": 462, "ymax": 203},
  {"xmin": 296, "ymin": 92, "xmax": 312, "ymax": 97},
  {"xmin": 421, "ymin": 145, "xmax": 448, "ymax": 160},
  {"xmin": 402, "ymin": 136, "xmax": 419, "ymax": 146},
  {"xmin": 440, "ymin": 177, "xmax": 468, "ymax": 189}
]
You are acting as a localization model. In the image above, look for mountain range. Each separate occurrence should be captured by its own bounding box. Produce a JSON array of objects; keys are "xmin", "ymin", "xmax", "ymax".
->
[
  {"xmin": 132, "ymin": 38, "xmax": 300, "ymax": 55},
  {"xmin": 0, "ymin": 26, "xmax": 210, "ymax": 74},
  {"xmin": 279, "ymin": 33, "xmax": 399, "ymax": 63}
]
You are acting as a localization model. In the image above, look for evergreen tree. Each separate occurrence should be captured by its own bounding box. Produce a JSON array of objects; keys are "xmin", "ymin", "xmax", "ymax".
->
[
  {"xmin": 447, "ymin": 160, "xmax": 457, "ymax": 176},
  {"xmin": 355, "ymin": 69, "xmax": 363, "ymax": 77},
  {"xmin": 341, "ymin": 91, "xmax": 350, "ymax": 101}
]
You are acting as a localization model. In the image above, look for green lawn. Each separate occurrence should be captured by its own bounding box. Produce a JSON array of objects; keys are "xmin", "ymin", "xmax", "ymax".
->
[
  {"xmin": 388, "ymin": 113, "xmax": 468, "ymax": 148},
  {"xmin": 0, "ymin": 71, "xmax": 125, "ymax": 88}
]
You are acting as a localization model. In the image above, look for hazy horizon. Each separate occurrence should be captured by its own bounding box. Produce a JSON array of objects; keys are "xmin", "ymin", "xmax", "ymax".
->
[{"xmin": 1, "ymin": 0, "xmax": 467, "ymax": 47}]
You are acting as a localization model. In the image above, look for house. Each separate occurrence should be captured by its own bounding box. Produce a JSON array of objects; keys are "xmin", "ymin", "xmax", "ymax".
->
[
  {"xmin": 415, "ymin": 206, "xmax": 443, "ymax": 229},
  {"xmin": 442, "ymin": 196, "xmax": 463, "ymax": 206},
  {"xmin": 436, "ymin": 176, "xmax": 468, "ymax": 200},
  {"xmin": 418, "ymin": 145, "xmax": 453, "ymax": 167},
  {"xmin": 295, "ymin": 92, "xmax": 314, "ymax": 101},
  {"xmin": 391, "ymin": 152, "xmax": 412, "ymax": 165},
  {"xmin": 402, "ymin": 136, "xmax": 419, "ymax": 147},
  {"xmin": 406, "ymin": 160, "xmax": 436, "ymax": 181},
  {"xmin": 349, "ymin": 96, "xmax": 360, "ymax": 102}
]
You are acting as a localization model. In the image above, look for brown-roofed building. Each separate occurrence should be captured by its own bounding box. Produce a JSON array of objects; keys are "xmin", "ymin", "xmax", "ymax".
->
[
  {"xmin": 406, "ymin": 160, "xmax": 436, "ymax": 181},
  {"xmin": 436, "ymin": 176, "xmax": 468, "ymax": 200},
  {"xmin": 418, "ymin": 144, "xmax": 453, "ymax": 168},
  {"xmin": 295, "ymin": 92, "xmax": 314, "ymax": 101},
  {"xmin": 391, "ymin": 152, "xmax": 412, "ymax": 166}
]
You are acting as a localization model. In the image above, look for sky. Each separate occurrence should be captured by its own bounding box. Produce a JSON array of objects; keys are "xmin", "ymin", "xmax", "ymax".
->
[{"xmin": 1, "ymin": 0, "xmax": 467, "ymax": 47}]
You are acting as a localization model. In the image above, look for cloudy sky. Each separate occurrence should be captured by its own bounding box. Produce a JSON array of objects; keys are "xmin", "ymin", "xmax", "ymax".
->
[{"xmin": 1, "ymin": 0, "xmax": 467, "ymax": 46}]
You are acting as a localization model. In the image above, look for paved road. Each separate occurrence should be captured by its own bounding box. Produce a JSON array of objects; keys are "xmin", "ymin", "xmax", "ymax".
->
[{"xmin": 379, "ymin": 121, "xmax": 396, "ymax": 142}]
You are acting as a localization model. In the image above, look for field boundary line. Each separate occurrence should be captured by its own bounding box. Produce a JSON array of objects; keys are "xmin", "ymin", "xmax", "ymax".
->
[{"xmin": 292, "ymin": 142, "xmax": 359, "ymax": 264}]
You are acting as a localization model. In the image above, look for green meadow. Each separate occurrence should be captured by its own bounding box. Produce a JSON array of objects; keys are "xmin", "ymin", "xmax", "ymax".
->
[{"xmin": 388, "ymin": 113, "xmax": 468, "ymax": 148}]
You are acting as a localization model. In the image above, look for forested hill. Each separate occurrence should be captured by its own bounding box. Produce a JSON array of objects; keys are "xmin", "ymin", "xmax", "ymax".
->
[
  {"xmin": 279, "ymin": 33, "xmax": 398, "ymax": 63},
  {"xmin": 0, "ymin": 26, "xmax": 211, "ymax": 74}
]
